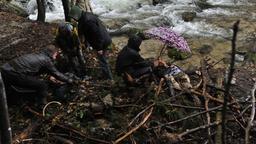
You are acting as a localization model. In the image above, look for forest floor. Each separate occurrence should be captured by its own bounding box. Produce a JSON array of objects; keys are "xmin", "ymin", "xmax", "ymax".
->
[{"xmin": 1, "ymin": 11, "xmax": 256, "ymax": 144}]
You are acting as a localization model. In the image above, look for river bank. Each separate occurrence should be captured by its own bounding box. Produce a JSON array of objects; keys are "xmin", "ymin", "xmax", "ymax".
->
[{"xmin": 1, "ymin": 9, "xmax": 256, "ymax": 143}]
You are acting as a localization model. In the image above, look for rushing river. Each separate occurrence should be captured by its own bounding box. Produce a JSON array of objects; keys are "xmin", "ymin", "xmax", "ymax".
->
[{"xmin": 25, "ymin": 0, "xmax": 256, "ymax": 38}]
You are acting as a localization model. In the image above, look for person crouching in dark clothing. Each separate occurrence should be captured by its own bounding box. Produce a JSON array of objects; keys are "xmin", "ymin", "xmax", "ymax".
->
[
  {"xmin": 69, "ymin": 6, "xmax": 113, "ymax": 80},
  {"xmin": 116, "ymin": 35, "xmax": 153, "ymax": 85},
  {"xmin": 55, "ymin": 22, "xmax": 86, "ymax": 77},
  {"xmin": 0, "ymin": 45, "xmax": 73, "ymax": 107}
]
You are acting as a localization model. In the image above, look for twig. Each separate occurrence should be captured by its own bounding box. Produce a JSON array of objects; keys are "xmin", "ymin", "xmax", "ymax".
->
[
  {"xmin": 114, "ymin": 107, "xmax": 153, "ymax": 144},
  {"xmin": 164, "ymin": 103, "xmax": 204, "ymax": 110},
  {"xmin": 55, "ymin": 123, "xmax": 111, "ymax": 144},
  {"xmin": 113, "ymin": 104, "xmax": 141, "ymax": 108},
  {"xmin": 240, "ymin": 105, "xmax": 252, "ymax": 117},
  {"xmin": 190, "ymin": 90, "xmax": 222, "ymax": 104},
  {"xmin": 19, "ymin": 138, "xmax": 45, "ymax": 143},
  {"xmin": 179, "ymin": 121, "xmax": 221, "ymax": 138},
  {"xmin": 222, "ymin": 20, "xmax": 240, "ymax": 144},
  {"xmin": 155, "ymin": 78, "xmax": 164, "ymax": 97},
  {"xmin": 201, "ymin": 60, "xmax": 213, "ymax": 144},
  {"xmin": 147, "ymin": 103, "xmax": 235, "ymax": 130},
  {"xmin": 245, "ymin": 81, "xmax": 256, "ymax": 144},
  {"xmin": 190, "ymin": 89, "xmax": 240, "ymax": 110},
  {"xmin": 24, "ymin": 106, "xmax": 43, "ymax": 117},
  {"xmin": 129, "ymin": 103, "xmax": 155, "ymax": 127},
  {"xmin": 157, "ymin": 43, "xmax": 167, "ymax": 59}
]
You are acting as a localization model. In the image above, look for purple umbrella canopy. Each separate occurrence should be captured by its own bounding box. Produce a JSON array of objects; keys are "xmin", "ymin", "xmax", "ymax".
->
[{"xmin": 145, "ymin": 27, "xmax": 191, "ymax": 52}]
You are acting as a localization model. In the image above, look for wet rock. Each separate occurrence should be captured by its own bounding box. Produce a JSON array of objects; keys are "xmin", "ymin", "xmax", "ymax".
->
[
  {"xmin": 103, "ymin": 94, "xmax": 113, "ymax": 106},
  {"xmin": 235, "ymin": 54, "xmax": 245, "ymax": 62},
  {"xmin": 195, "ymin": 0, "xmax": 214, "ymax": 10},
  {"xmin": 152, "ymin": 0, "xmax": 167, "ymax": 6},
  {"xmin": 182, "ymin": 12, "xmax": 196, "ymax": 22},
  {"xmin": 198, "ymin": 44, "xmax": 213, "ymax": 55},
  {"xmin": 109, "ymin": 27, "xmax": 143, "ymax": 37},
  {"xmin": 104, "ymin": 18, "xmax": 130, "ymax": 30}
]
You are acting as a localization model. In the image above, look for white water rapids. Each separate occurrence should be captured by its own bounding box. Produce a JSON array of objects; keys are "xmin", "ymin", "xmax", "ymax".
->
[{"xmin": 24, "ymin": 0, "xmax": 256, "ymax": 38}]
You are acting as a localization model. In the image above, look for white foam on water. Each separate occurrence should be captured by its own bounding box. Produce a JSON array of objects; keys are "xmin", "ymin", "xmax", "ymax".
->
[
  {"xmin": 27, "ymin": 0, "xmax": 65, "ymax": 22},
  {"xmin": 207, "ymin": 0, "xmax": 251, "ymax": 5},
  {"xmin": 24, "ymin": 0, "xmax": 255, "ymax": 37},
  {"xmin": 173, "ymin": 21, "xmax": 231, "ymax": 38}
]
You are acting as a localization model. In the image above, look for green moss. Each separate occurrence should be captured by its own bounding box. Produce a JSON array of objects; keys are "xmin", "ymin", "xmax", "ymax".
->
[
  {"xmin": 245, "ymin": 51, "xmax": 256, "ymax": 63},
  {"xmin": 167, "ymin": 48, "xmax": 191, "ymax": 60}
]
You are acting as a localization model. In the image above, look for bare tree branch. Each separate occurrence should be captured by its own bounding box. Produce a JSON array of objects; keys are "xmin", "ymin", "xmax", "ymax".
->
[
  {"xmin": 222, "ymin": 20, "xmax": 240, "ymax": 144},
  {"xmin": 245, "ymin": 81, "xmax": 256, "ymax": 144}
]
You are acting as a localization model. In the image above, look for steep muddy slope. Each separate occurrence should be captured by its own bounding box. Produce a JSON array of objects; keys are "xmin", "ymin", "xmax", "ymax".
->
[{"xmin": 0, "ymin": 12, "xmax": 56, "ymax": 65}]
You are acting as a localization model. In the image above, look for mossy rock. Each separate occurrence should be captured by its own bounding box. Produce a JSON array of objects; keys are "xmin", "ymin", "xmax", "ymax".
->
[
  {"xmin": 198, "ymin": 44, "xmax": 213, "ymax": 55},
  {"xmin": 182, "ymin": 12, "xmax": 196, "ymax": 22},
  {"xmin": 167, "ymin": 48, "xmax": 191, "ymax": 60}
]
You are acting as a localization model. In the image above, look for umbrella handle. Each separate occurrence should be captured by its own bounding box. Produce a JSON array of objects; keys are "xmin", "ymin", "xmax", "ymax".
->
[{"xmin": 157, "ymin": 43, "xmax": 167, "ymax": 60}]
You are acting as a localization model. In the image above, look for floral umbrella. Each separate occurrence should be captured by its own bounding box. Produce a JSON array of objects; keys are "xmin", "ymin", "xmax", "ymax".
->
[{"xmin": 145, "ymin": 27, "xmax": 191, "ymax": 53}]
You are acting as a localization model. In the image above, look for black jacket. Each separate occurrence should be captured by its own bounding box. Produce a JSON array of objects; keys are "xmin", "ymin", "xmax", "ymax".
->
[
  {"xmin": 116, "ymin": 46, "xmax": 151, "ymax": 76},
  {"xmin": 55, "ymin": 32, "xmax": 80, "ymax": 57},
  {"xmin": 78, "ymin": 12, "xmax": 112, "ymax": 51},
  {"xmin": 1, "ymin": 50, "xmax": 70, "ymax": 82}
]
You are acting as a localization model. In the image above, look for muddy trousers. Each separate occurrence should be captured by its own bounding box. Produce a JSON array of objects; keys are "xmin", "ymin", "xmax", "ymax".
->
[
  {"xmin": 97, "ymin": 51, "xmax": 113, "ymax": 80},
  {"xmin": 1, "ymin": 70, "xmax": 48, "ymax": 104}
]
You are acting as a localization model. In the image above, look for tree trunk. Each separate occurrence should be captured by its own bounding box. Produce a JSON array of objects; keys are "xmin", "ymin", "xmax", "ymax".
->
[
  {"xmin": 62, "ymin": 0, "xmax": 70, "ymax": 22},
  {"xmin": 36, "ymin": 0, "xmax": 45, "ymax": 22},
  {"xmin": 0, "ymin": 72, "xmax": 12, "ymax": 144}
]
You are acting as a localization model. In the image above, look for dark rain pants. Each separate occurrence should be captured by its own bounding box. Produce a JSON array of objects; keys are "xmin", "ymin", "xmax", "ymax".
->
[{"xmin": 1, "ymin": 70, "xmax": 48, "ymax": 104}]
